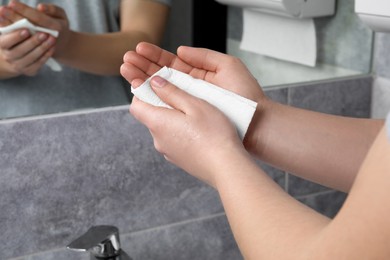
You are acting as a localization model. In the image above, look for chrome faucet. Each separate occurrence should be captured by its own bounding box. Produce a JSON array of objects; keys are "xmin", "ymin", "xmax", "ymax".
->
[{"xmin": 67, "ymin": 225, "xmax": 132, "ymax": 260}]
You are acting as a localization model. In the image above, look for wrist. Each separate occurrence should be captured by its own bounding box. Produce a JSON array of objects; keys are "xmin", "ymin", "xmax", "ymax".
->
[
  {"xmin": 243, "ymin": 96, "xmax": 274, "ymax": 157},
  {"xmin": 53, "ymin": 29, "xmax": 74, "ymax": 60},
  {"xmin": 213, "ymin": 147, "xmax": 259, "ymax": 191}
]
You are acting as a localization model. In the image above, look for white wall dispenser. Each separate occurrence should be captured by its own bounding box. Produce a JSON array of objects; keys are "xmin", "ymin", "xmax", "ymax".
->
[
  {"xmin": 355, "ymin": 0, "xmax": 390, "ymax": 32},
  {"xmin": 215, "ymin": 0, "xmax": 336, "ymax": 67}
]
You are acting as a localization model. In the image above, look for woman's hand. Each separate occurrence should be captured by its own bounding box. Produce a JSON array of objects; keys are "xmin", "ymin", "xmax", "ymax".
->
[
  {"xmin": 8, "ymin": 0, "xmax": 71, "ymax": 58},
  {"xmin": 0, "ymin": 5, "xmax": 55, "ymax": 77},
  {"xmin": 130, "ymin": 75, "xmax": 247, "ymax": 187},
  {"xmin": 121, "ymin": 42, "xmax": 266, "ymax": 104}
]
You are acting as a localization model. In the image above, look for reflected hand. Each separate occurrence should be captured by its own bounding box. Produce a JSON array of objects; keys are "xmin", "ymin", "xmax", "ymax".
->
[
  {"xmin": 130, "ymin": 75, "xmax": 246, "ymax": 187},
  {"xmin": 0, "ymin": 6, "xmax": 55, "ymax": 76},
  {"xmin": 120, "ymin": 42, "xmax": 265, "ymax": 104},
  {"xmin": 7, "ymin": 0, "xmax": 71, "ymax": 58}
]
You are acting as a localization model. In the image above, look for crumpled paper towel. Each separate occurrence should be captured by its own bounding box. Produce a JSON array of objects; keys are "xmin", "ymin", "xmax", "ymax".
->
[{"xmin": 131, "ymin": 66, "xmax": 258, "ymax": 139}]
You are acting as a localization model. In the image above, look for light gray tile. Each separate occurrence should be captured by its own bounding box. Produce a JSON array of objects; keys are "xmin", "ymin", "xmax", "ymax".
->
[
  {"xmin": 227, "ymin": 6, "xmax": 242, "ymax": 41},
  {"xmin": 0, "ymin": 109, "xmax": 223, "ymax": 259},
  {"xmin": 371, "ymin": 77, "xmax": 390, "ymax": 118},
  {"xmin": 256, "ymin": 161, "xmax": 286, "ymax": 190},
  {"xmin": 227, "ymin": 0, "xmax": 373, "ymax": 72},
  {"xmin": 373, "ymin": 32, "xmax": 390, "ymax": 79},
  {"xmin": 287, "ymin": 174, "xmax": 329, "ymax": 197},
  {"xmin": 298, "ymin": 191, "xmax": 347, "ymax": 218},
  {"xmin": 11, "ymin": 249, "xmax": 87, "ymax": 260},
  {"xmin": 315, "ymin": 0, "xmax": 373, "ymax": 72},
  {"xmin": 289, "ymin": 77, "xmax": 372, "ymax": 118},
  {"xmin": 264, "ymin": 88, "xmax": 288, "ymax": 104},
  {"xmin": 122, "ymin": 215, "xmax": 241, "ymax": 260}
]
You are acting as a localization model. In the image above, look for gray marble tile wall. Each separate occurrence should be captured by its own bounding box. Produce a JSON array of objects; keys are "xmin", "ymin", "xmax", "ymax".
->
[
  {"xmin": 227, "ymin": 0, "xmax": 373, "ymax": 73},
  {"xmin": 1, "ymin": 75, "xmax": 371, "ymax": 260},
  {"xmin": 372, "ymin": 32, "xmax": 390, "ymax": 118}
]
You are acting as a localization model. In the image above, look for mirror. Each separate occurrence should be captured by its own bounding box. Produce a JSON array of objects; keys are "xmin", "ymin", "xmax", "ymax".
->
[
  {"xmin": 0, "ymin": 0, "xmax": 374, "ymax": 120},
  {"xmin": 226, "ymin": 0, "xmax": 374, "ymax": 88},
  {"xmin": 0, "ymin": 0, "xmax": 223, "ymax": 120}
]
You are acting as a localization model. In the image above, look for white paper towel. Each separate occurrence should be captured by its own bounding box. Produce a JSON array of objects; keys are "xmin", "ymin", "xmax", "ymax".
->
[
  {"xmin": 131, "ymin": 67, "xmax": 258, "ymax": 140},
  {"xmin": 0, "ymin": 18, "xmax": 62, "ymax": 71},
  {"xmin": 240, "ymin": 9, "xmax": 317, "ymax": 67}
]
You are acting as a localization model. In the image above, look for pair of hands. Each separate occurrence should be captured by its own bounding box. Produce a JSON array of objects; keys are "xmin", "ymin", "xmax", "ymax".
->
[
  {"xmin": 0, "ymin": 0, "xmax": 69, "ymax": 77},
  {"xmin": 121, "ymin": 42, "xmax": 267, "ymax": 187}
]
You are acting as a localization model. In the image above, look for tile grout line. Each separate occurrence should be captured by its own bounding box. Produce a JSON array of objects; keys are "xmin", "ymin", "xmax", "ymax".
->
[
  {"xmin": 294, "ymin": 189, "xmax": 338, "ymax": 200},
  {"xmin": 8, "ymin": 212, "xmax": 227, "ymax": 260},
  {"xmin": 126, "ymin": 212, "xmax": 227, "ymax": 237}
]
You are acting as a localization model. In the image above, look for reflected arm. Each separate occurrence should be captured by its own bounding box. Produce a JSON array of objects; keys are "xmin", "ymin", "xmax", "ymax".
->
[{"xmin": 55, "ymin": 0, "xmax": 169, "ymax": 76}]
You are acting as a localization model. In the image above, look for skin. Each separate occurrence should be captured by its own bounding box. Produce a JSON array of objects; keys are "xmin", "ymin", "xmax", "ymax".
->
[
  {"xmin": 120, "ymin": 42, "xmax": 390, "ymax": 259},
  {"xmin": 0, "ymin": 0, "xmax": 169, "ymax": 78}
]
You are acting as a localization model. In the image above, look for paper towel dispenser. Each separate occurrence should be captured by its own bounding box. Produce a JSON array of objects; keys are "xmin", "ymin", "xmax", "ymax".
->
[
  {"xmin": 355, "ymin": 0, "xmax": 390, "ymax": 32},
  {"xmin": 215, "ymin": 0, "xmax": 335, "ymax": 18}
]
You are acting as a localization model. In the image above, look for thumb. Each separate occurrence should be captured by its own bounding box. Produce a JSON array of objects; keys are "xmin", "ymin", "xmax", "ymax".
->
[{"xmin": 150, "ymin": 76, "xmax": 197, "ymax": 113}]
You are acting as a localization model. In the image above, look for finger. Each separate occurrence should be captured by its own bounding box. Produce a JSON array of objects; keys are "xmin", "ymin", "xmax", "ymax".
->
[
  {"xmin": 123, "ymin": 49, "xmax": 164, "ymax": 76},
  {"xmin": 0, "ymin": 6, "xmax": 12, "ymax": 26},
  {"xmin": 150, "ymin": 76, "xmax": 197, "ymax": 113},
  {"xmin": 0, "ymin": 29, "xmax": 30, "ymax": 49},
  {"xmin": 178, "ymin": 46, "xmax": 247, "ymax": 84},
  {"xmin": 2, "ymin": 32, "xmax": 50, "ymax": 60},
  {"xmin": 8, "ymin": 0, "xmax": 54, "ymax": 28},
  {"xmin": 37, "ymin": 4, "xmax": 66, "ymax": 19},
  {"xmin": 177, "ymin": 46, "xmax": 237, "ymax": 77},
  {"xmin": 130, "ymin": 95, "xmax": 180, "ymax": 132},
  {"xmin": 24, "ymin": 35, "xmax": 55, "ymax": 64},
  {"xmin": 6, "ymin": 34, "xmax": 54, "ymax": 70},
  {"xmin": 120, "ymin": 63, "xmax": 148, "ymax": 87},
  {"xmin": 131, "ymin": 79, "xmax": 144, "ymax": 88},
  {"xmin": 0, "ymin": 6, "xmax": 24, "ymax": 24},
  {"xmin": 0, "ymin": 16, "xmax": 11, "ymax": 27},
  {"xmin": 121, "ymin": 51, "xmax": 154, "ymax": 80},
  {"xmin": 136, "ymin": 42, "xmax": 193, "ymax": 74},
  {"xmin": 22, "ymin": 46, "xmax": 55, "ymax": 76}
]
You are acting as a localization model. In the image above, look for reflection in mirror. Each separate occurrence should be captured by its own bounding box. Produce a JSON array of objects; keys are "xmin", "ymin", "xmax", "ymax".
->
[
  {"xmin": 226, "ymin": 0, "xmax": 374, "ymax": 88},
  {"xmin": 0, "ymin": 0, "xmax": 177, "ymax": 120},
  {"xmin": 0, "ymin": 0, "xmax": 227, "ymax": 120}
]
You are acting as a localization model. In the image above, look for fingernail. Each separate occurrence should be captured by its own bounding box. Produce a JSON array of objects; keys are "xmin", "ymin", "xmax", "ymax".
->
[
  {"xmin": 38, "ymin": 33, "xmax": 47, "ymax": 41},
  {"xmin": 9, "ymin": 1, "xmax": 18, "ymax": 10},
  {"xmin": 38, "ymin": 4, "xmax": 47, "ymax": 12},
  {"xmin": 44, "ymin": 37, "xmax": 54, "ymax": 46},
  {"xmin": 151, "ymin": 76, "xmax": 167, "ymax": 88},
  {"xmin": 20, "ymin": 29, "xmax": 29, "ymax": 38}
]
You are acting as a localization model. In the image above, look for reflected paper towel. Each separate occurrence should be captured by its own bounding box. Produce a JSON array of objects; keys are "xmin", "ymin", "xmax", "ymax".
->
[{"xmin": 240, "ymin": 9, "xmax": 317, "ymax": 67}]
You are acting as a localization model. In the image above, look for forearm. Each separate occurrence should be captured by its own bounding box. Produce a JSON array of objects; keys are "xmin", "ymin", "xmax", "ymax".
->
[
  {"xmin": 215, "ymin": 116, "xmax": 390, "ymax": 260},
  {"xmin": 55, "ymin": 30, "xmax": 152, "ymax": 76},
  {"xmin": 214, "ymin": 150, "xmax": 330, "ymax": 259},
  {"xmin": 244, "ymin": 99, "xmax": 384, "ymax": 191}
]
